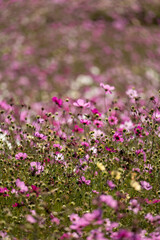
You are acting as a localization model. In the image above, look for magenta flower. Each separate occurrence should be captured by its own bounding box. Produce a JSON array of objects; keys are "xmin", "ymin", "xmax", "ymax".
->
[
  {"xmin": 80, "ymin": 119, "xmax": 91, "ymax": 125},
  {"xmin": 15, "ymin": 152, "xmax": 27, "ymax": 160},
  {"xmin": 81, "ymin": 141, "xmax": 90, "ymax": 147},
  {"xmin": 72, "ymin": 125, "xmax": 84, "ymax": 133},
  {"xmin": 140, "ymin": 181, "xmax": 152, "ymax": 190},
  {"xmin": 35, "ymin": 132, "xmax": 47, "ymax": 140},
  {"xmin": 91, "ymin": 108, "xmax": 101, "ymax": 116},
  {"xmin": 52, "ymin": 96, "xmax": 63, "ymax": 108},
  {"xmin": 100, "ymin": 83, "xmax": 115, "ymax": 94},
  {"xmin": 134, "ymin": 126, "xmax": 143, "ymax": 137},
  {"xmin": 73, "ymin": 99, "xmax": 90, "ymax": 108},
  {"xmin": 53, "ymin": 143, "xmax": 62, "ymax": 150},
  {"xmin": 113, "ymin": 133, "xmax": 124, "ymax": 142}
]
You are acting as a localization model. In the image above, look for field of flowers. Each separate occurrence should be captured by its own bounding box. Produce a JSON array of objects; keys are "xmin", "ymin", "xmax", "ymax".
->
[{"xmin": 0, "ymin": 0, "xmax": 160, "ymax": 239}]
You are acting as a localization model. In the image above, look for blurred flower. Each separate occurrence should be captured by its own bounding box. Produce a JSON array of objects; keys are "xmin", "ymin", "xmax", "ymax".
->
[
  {"xmin": 97, "ymin": 162, "xmax": 105, "ymax": 171},
  {"xmin": 126, "ymin": 89, "xmax": 138, "ymax": 98},
  {"xmin": 30, "ymin": 162, "xmax": 44, "ymax": 175},
  {"xmin": 100, "ymin": 83, "xmax": 115, "ymax": 94},
  {"xmin": 100, "ymin": 194, "xmax": 118, "ymax": 209},
  {"xmin": 113, "ymin": 133, "xmax": 124, "ymax": 142},
  {"xmin": 26, "ymin": 215, "xmax": 37, "ymax": 224},
  {"xmin": 73, "ymin": 99, "xmax": 90, "ymax": 108},
  {"xmin": 52, "ymin": 96, "xmax": 63, "ymax": 108},
  {"xmin": 108, "ymin": 116, "xmax": 118, "ymax": 125},
  {"xmin": 16, "ymin": 179, "xmax": 28, "ymax": 192},
  {"xmin": 140, "ymin": 181, "xmax": 152, "ymax": 190},
  {"xmin": 15, "ymin": 152, "xmax": 27, "ymax": 160},
  {"xmin": 128, "ymin": 199, "xmax": 141, "ymax": 214}
]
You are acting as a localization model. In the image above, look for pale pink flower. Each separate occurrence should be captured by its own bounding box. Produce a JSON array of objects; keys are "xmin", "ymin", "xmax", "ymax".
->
[
  {"xmin": 126, "ymin": 89, "xmax": 138, "ymax": 98},
  {"xmin": 100, "ymin": 194, "xmax": 118, "ymax": 209},
  {"xmin": 26, "ymin": 215, "xmax": 37, "ymax": 224},
  {"xmin": 16, "ymin": 179, "xmax": 28, "ymax": 192},
  {"xmin": 30, "ymin": 162, "xmax": 44, "ymax": 175},
  {"xmin": 15, "ymin": 152, "xmax": 27, "ymax": 160},
  {"xmin": 100, "ymin": 83, "xmax": 115, "ymax": 94},
  {"xmin": 73, "ymin": 99, "xmax": 90, "ymax": 108}
]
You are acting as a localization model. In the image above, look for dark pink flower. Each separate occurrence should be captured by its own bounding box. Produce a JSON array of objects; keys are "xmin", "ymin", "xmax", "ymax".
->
[
  {"xmin": 80, "ymin": 119, "xmax": 91, "ymax": 125},
  {"xmin": 52, "ymin": 96, "xmax": 63, "ymax": 108},
  {"xmin": 113, "ymin": 133, "xmax": 124, "ymax": 142},
  {"xmin": 91, "ymin": 108, "xmax": 101, "ymax": 116},
  {"xmin": 72, "ymin": 125, "xmax": 84, "ymax": 133}
]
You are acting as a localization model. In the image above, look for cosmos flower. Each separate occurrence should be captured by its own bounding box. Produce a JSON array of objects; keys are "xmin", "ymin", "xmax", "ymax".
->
[
  {"xmin": 15, "ymin": 152, "xmax": 27, "ymax": 160},
  {"xmin": 100, "ymin": 83, "xmax": 115, "ymax": 94},
  {"xmin": 140, "ymin": 181, "xmax": 152, "ymax": 190},
  {"xmin": 52, "ymin": 96, "xmax": 63, "ymax": 108},
  {"xmin": 73, "ymin": 99, "xmax": 90, "ymax": 108}
]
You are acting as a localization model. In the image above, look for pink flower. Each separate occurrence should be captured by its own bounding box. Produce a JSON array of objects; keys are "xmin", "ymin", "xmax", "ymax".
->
[
  {"xmin": 100, "ymin": 194, "xmax": 118, "ymax": 209},
  {"xmin": 50, "ymin": 214, "xmax": 60, "ymax": 225},
  {"xmin": 81, "ymin": 141, "xmax": 90, "ymax": 147},
  {"xmin": 73, "ymin": 99, "xmax": 90, "ymax": 108},
  {"xmin": 53, "ymin": 144, "xmax": 62, "ymax": 149},
  {"xmin": 16, "ymin": 179, "xmax": 28, "ymax": 192},
  {"xmin": 107, "ymin": 180, "xmax": 116, "ymax": 189},
  {"xmin": 80, "ymin": 119, "xmax": 91, "ymax": 125},
  {"xmin": 93, "ymin": 120, "xmax": 103, "ymax": 128},
  {"xmin": 87, "ymin": 229, "xmax": 107, "ymax": 240},
  {"xmin": 35, "ymin": 132, "xmax": 47, "ymax": 140},
  {"xmin": 91, "ymin": 108, "xmax": 101, "ymax": 116},
  {"xmin": 52, "ymin": 96, "xmax": 63, "ymax": 108},
  {"xmin": 79, "ymin": 176, "xmax": 91, "ymax": 185},
  {"xmin": 26, "ymin": 215, "xmax": 37, "ymax": 224},
  {"xmin": 15, "ymin": 152, "xmax": 27, "ymax": 160},
  {"xmin": 128, "ymin": 199, "xmax": 141, "ymax": 214},
  {"xmin": 140, "ymin": 181, "xmax": 152, "ymax": 190},
  {"xmin": 92, "ymin": 190, "xmax": 99, "ymax": 194},
  {"xmin": 108, "ymin": 116, "xmax": 118, "ymax": 125},
  {"xmin": 100, "ymin": 83, "xmax": 115, "ymax": 94},
  {"xmin": 113, "ymin": 133, "xmax": 124, "ymax": 142},
  {"xmin": 134, "ymin": 126, "xmax": 143, "ymax": 137},
  {"xmin": 30, "ymin": 162, "xmax": 44, "ymax": 175},
  {"xmin": 126, "ymin": 89, "xmax": 138, "ymax": 98},
  {"xmin": 72, "ymin": 125, "xmax": 84, "ymax": 133}
]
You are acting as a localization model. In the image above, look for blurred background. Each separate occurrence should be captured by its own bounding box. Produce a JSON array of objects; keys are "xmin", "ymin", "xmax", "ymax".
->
[{"xmin": 0, "ymin": 0, "xmax": 160, "ymax": 104}]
